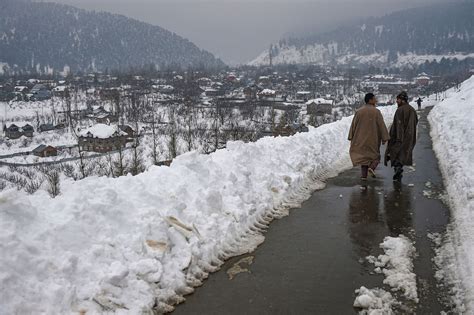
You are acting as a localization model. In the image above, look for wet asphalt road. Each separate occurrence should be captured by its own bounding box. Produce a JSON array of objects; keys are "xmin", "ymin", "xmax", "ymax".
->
[{"xmin": 174, "ymin": 108, "xmax": 451, "ymax": 315}]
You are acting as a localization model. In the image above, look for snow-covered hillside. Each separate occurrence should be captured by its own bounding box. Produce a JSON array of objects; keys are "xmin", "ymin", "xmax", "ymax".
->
[
  {"xmin": 249, "ymin": 2, "xmax": 474, "ymax": 68},
  {"xmin": 0, "ymin": 104, "xmax": 397, "ymax": 313},
  {"xmin": 428, "ymin": 75, "xmax": 474, "ymax": 311},
  {"xmin": 249, "ymin": 43, "xmax": 474, "ymax": 68}
]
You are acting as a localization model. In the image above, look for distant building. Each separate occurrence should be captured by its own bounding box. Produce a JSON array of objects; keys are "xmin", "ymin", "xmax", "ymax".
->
[
  {"xmin": 118, "ymin": 125, "xmax": 135, "ymax": 138},
  {"xmin": 30, "ymin": 84, "xmax": 51, "ymax": 101},
  {"xmin": 258, "ymin": 89, "xmax": 276, "ymax": 100},
  {"xmin": 243, "ymin": 85, "xmax": 258, "ymax": 100},
  {"xmin": 99, "ymin": 88, "xmax": 120, "ymax": 101},
  {"xmin": 78, "ymin": 124, "xmax": 128, "ymax": 153},
  {"xmin": 32, "ymin": 145, "xmax": 58, "ymax": 157},
  {"xmin": 296, "ymin": 91, "xmax": 313, "ymax": 102},
  {"xmin": 39, "ymin": 123, "xmax": 55, "ymax": 132},
  {"xmin": 204, "ymin": 88, "xmax": 225, "ymax": 97},
  {"xmin": 52, "ymin": 86, "xmax": 69, "ymax": 98},
  {"xmin": 3, "ymin": 122, "xmax": 34, "ymax": 139},
  {"xmin": 306, "ymin": 98, "xmax": 333, "ymax": 116},
  {"xmin": 415, "ymin": 73, "xmax": 431, "ymax": 86}
]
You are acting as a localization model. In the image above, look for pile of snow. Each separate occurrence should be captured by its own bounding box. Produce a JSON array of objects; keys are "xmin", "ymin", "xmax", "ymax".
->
[
  {"xmin": 0, "ymin": 106, "xmax": 396, "ymax": 313},
  {"xmin": 80, "ymin": 124, "xmax": 126, "ymax": 139},
  {"xmin": 367, "ymin": 236, "xmax": 418, "ymax": 302},
  {"xmin": 354, "ymin": 286, "xmax": 396, "ymax": 314},
  {"xmin": 428, "ymin": 75, "xmax": 474, "ymax": 311},
  {"xmin": 356, "ymin": 235, "xmax": 417, "ymax": 314}
]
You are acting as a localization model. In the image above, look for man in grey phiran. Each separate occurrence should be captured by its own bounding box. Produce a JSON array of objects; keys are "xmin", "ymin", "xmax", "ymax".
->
[
  {"xmin": 385, "ymin": 91, "xmax": 419, "ymax": 182},
  {"xmin": 348, "ymin": 93, "xmax": 390, "ymax": 180}
]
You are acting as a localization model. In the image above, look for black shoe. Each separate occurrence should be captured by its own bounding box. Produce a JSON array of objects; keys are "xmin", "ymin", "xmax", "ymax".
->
[{"xmin": 393, "ymin": 172, "xmax": 403, "ymax": 182}]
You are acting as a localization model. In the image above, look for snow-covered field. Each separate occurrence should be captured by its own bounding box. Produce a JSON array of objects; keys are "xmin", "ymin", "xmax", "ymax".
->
[
  {"xmin": 0, "ymin": 104, "xmax": 396, "ymax": 313},
  {"xmin": 428, "ymin": 75, "xmax": 474, "ymax": 311}
]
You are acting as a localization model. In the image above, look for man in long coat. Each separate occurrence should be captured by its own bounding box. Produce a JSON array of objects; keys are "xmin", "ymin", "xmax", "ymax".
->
[
  {"xmin": 348, "ymin": 93, "xmax": 390, "ymax": 179},
  {"xmin": 384, "ymin": 91, "xmax": 418, "ymax": 181}
]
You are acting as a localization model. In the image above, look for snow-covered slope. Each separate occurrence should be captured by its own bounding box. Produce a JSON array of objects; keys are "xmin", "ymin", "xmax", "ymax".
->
[
  {"xmin": 0, "ymin": 105, "xmax": 396, "ymax": 313},
  {"xmin": 249, "ymin": 2, "xmax": 474, "ymax": 67},
  {"xmin": 428, "ymin": 75, "xmax": 474, "ymax": 311},
  {"xmin": 250, "ymin": 45, "xmax": 474, "ymax": 68}
]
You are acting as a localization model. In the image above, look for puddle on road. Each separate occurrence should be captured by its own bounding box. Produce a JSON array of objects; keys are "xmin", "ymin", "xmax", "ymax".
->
[{"xmin": 227, "ymin": 256, "xmax": 254, "ymax": 280}]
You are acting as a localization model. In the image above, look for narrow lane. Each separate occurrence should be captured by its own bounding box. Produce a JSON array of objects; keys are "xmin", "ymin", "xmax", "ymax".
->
[{"xmin": 174, "ymin": 108, "xmax": 451, "ymax": 314}]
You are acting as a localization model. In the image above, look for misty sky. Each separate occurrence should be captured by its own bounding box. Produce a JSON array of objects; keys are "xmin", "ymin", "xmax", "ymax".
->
[{"xmin": 51, "ymin": 0, "xmax": 449, "ymax": 65}]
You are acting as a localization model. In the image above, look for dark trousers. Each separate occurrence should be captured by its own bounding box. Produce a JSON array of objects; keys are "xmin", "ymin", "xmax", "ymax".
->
[
  {"xmin": 361, "ymin": 160, "xmax": 379, "ymax": 178},
  {"xmin": 393, "ymin": 160, "xmax": 404, "ymax": 180}
]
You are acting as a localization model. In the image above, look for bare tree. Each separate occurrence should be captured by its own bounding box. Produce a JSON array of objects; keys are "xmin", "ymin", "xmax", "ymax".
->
[
  {"xmin": 150, "ymin": 116, "xmax": 160, "ymax": 165},
  {"xmin": 130, "ymin": 121, "xmax": 144, "ymax": 175},
  {"xmin": 183, "ymin": 108, "xmax": 196, "ymax": 152},
  {"xmin": 40, "ymin": 166, "xmax": 61, "ymax": 198},
  {"xmin": 114, "ymin": 144, "xmax": 127, "ymax": 177},
  {"xmin": 167, "ymin": 106, "xmax": 178, "ymax": 159}
]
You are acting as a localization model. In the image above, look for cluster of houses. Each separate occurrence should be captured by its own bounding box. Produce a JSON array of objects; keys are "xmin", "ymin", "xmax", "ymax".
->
[{"xmin": 0, "ymin": 67, "xmax": 447, "ymax": 163}]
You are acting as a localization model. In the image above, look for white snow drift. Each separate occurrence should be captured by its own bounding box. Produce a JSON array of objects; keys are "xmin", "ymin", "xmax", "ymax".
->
[{"xmin": 428, "ymin": 75, "xmax": 474, "ymax": 311}]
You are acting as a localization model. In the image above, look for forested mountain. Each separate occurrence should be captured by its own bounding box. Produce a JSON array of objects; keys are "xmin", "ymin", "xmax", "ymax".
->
[
  {"xmin": 0, "ymin": 0, "xmax": 225, "ymax": 75},
  {"xmin": 250, "ymin": 2, "xmax": 474, "ymax": 67}
]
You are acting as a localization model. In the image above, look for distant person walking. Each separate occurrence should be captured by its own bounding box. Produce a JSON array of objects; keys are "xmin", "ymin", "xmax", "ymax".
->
[
  {"xmin": 385, "ymin": 91, "xmax": 419, "ymax": 182},
  {"xmin": 416, "ymin": 97, "xmax": 423, "ymax": 110},
  {"xmin": 348, "ymin": 93, "xmax": 390, "ymax": 180}
]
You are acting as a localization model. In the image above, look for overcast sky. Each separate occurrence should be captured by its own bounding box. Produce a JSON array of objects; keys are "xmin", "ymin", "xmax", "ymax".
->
[{"xmin": 51, "ymin": 0, "xmax": 449, "ymax": 65}]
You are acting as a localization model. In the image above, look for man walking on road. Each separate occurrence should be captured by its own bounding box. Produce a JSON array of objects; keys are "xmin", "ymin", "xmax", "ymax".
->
[
  {"xmin": 348, "ymin": 93, "xmax": 390, "ymax": 180},
  {"xmin": 416, "ymin": 97, "xmax": 423, "ymax": 110},
  {"xmin": 385, "ymin": 91, "xmax": 419, "ymax": 182}
]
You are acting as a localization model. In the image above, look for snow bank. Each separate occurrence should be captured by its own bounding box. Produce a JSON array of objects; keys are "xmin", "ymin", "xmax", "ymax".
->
[
  {"xmin": 0, "ymin": 107, "xmax": 396, "ymax": 313},
  {"xmin": 428, "ymin": 75, "xmax": 474, "ymax": 311},
  {"xmin": 356, "ymin": 235, "xmax": 417, "ymax": 314},
  {"xmin": 354, "ymin": 286, "xmax": 396, "ymax": 314},
  {"xmin": 367, "ymin": 236, "xmax": 418, "ymax": 302}
]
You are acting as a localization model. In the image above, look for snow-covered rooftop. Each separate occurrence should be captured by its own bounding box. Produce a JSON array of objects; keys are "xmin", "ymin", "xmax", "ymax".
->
[
  {"xmin": 259, "ymin": 89, "xmax": 276, "ymax": 96},
  {"xmin": 80, "ymin": 124, "xmax": 126, "ymax": 139},
  {"xmin": 306, "ymin": 98, "xmax": 332, "ymax": 105}
]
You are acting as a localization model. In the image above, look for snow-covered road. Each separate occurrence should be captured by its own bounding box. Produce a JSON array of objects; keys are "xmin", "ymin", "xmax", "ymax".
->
[{"xmin": 174, "ymin": 108, "xmax": 452, "ymax": 314}]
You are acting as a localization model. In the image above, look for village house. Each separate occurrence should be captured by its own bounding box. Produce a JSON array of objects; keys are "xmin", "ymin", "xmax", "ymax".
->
[
  {"xmin": 258, "ymin": 89, "xmax": 276, "ymax": 100},
  {"xmin": 306, "ymin": 98, "xmax": 333, "ymax": 116},
  {"xmin": 30, "ymin": 84, "xmax": 51, "ymax": 101},
  {"xmin": 39, "ymin": 123, "xmax": 55, "ymax": 132},
  {"xmin": 78, "ymin": 124, "xmax": 128, "ymax": 153},
  {"xmin": 3, "ymin": 122, "xmax": 34, "ymax": 139},
  {"xmin": 52, "ymin": 85, "xmax": 69, "ymax": 98},
  {"xmin": 32, "ymin": 145, "xmax": 58, "ymax": 158},
  {"xmin": 99, "ymin": 88, "xmax": 120, "ymax": 101},
  {"xmin": 296, "ymin": 91, "xmax": 313, "ymax": 102},
  {"xmin": 415, "ymin": 73, "xmax": 431, "ymax": 86},
  {"xmin": 118, "ymin": 125, "xmax": 135, "ymax": 138}
]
